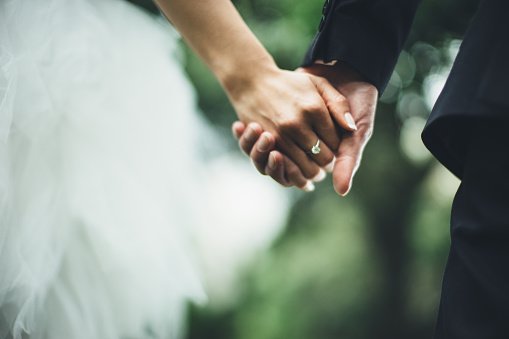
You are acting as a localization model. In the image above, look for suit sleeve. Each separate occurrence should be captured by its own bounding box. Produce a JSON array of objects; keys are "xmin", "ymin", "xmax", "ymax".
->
[{"xmin": 303, "ymin": 0, "xmax": 422, "ymax": 94}]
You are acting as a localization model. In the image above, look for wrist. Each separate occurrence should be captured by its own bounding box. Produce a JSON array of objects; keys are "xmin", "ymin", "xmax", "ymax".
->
[{"xmin": 219, "ymin": 54, "xmax": 280, "ymax": 100}]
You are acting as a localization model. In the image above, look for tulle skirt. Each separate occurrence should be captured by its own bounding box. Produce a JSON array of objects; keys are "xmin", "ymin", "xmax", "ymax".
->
[{"xmin": 0, "ymin": 0, "xmax": 208, "ymax": 338}]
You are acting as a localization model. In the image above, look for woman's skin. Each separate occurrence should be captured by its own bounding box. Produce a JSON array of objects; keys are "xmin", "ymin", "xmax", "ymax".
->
[
  {"xmin": 233, "ymin": 63, "xmax": 379, "ymax": 195},
  {"xmin": 155, "ymin": 0, "xmax": 357, "ymax": 188}
]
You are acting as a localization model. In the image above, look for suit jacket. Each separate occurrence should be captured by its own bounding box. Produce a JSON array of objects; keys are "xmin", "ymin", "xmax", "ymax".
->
[{"xmin": 305, "ymin": 0, "xmax": 509, "ymax": 178}]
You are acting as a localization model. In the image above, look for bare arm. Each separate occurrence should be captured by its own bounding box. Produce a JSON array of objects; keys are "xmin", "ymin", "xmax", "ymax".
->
[
  {"xmin": 156, "ymin": 0, "xmax": 274, "ymax": 92},
  {"xmin": 155, "ymin": 0, "xmax": 356, "ymax": 182}
]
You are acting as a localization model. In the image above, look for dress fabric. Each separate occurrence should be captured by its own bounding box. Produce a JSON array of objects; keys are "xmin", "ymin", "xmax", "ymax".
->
[{"xmin": 0, "ymin": 0, "xmax": 210, "ymax": 338}]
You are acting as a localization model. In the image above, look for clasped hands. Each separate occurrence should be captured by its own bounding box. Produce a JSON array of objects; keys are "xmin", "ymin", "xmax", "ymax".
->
[{"xmin": 228, "ymin": 62, "xmax": 378, "ymax": 196}]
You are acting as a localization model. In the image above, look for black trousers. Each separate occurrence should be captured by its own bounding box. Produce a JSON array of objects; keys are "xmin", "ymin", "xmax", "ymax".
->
[{"xmin": 434, "ymin": 122, "xmax": 509, "ymax": 338}]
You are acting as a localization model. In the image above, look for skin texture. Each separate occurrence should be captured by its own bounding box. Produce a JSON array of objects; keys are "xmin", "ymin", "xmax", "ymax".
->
[
  {"xmin": 233, "ymin": 63, "xmax": 378, "ymax": 196},
  {"xmin": 155, "ymin": 0, "xmax": 355, "ymax": 179}
]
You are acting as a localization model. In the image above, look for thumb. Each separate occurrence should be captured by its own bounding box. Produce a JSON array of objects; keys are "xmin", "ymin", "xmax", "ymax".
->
[
  {"xmin": 310, "ymin": 76, "xmax": 358, "ymax": 132},
  {"xmin": 332, "ymin": 132, "xmax": 366, "ymax": 196}
]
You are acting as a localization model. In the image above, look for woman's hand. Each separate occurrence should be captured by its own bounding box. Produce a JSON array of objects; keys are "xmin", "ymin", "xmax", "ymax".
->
[
  {"xmin": 232, "ymin": 63, "xmax": 378, "ymax": 196},
  {"xmin": 232, "ymin": 121, "xmax": 321, "ymax": 192},
  {"xmin": 154, "ymin": 0, "xmax": 356, "ymax": 181},
  {"xmin": 224, "ymin": 67, "xmax": 356, "ymax": 179}
]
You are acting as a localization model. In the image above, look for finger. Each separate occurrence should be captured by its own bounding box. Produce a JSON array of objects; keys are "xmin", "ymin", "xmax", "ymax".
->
[
  {"xmin": 332, "ymin": 129, "xmax": 369, "ymax": 196},
  {"xmin": 250, "ymin": 132, "xmax": 276, "ymax": 175},
  {"xmin": 311, "ymin": 115, "xmax": 341, "ymax": 154},
  {"xmin": 275, "ymin": 136, "xmax": 322, "ymax": 180},
  {"xmin": 264, "ymin": 151, "xmax": 291, "ymax": 187},
  {"xmin": 287, "ymin": 128, "xmax": 336, "ymax": 168},
  {"xmin": 302, "ymin": 95, "xmax": 341, "ymax": 152},
  {"xmin": 265, "ymin": 149, "xmax": 326, "ymax": 188},
  {"xmin": 283, "ymin": 156, "xmax": 315, "ymax": 192},
  {"xmin": 232, "ymin": 121, "xmax": 246, "ymax": 140},
  {"xmin": 311, "ymin": 76, "xmax": 358, "ymax": 132},
  {"xmin": 239, "ymin": 122, "xmax": 263, "ymax": 155}
]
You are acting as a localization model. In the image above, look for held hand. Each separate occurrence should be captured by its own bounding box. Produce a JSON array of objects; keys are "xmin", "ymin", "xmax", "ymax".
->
[
  {"xmin": 301, "ymin": 63, "xmax": 378, "ymax": 195},
  {"xmin": 225, "ymin": 67, "xmax": 356, "ymax": 180},
  {"xmin": 232, "ymin": 63, "xmax": 378, "ymax": 196},
  {"xmin": 232, "ymin": 121, "xmax": 322, "ymax": 192}
]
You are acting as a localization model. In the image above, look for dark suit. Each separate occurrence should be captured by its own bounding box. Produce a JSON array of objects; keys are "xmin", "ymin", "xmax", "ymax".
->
[{"xmin": 305, "ymin": 0, "xmax": 509, "ymax": 337}]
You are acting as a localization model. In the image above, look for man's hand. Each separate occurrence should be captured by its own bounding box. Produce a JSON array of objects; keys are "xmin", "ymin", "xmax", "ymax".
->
[
  {"xmin": 304, "ymin": 63, "xmax": 378, "ymax": 195},
  {"xmin": 232, "ymin": 63, "xmax": 378, "ymax": 196}
]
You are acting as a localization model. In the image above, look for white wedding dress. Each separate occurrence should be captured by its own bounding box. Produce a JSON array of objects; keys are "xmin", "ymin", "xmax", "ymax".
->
[{"xmin": 0, "ymin": 0, "xmax": 288, "ymax": 338}]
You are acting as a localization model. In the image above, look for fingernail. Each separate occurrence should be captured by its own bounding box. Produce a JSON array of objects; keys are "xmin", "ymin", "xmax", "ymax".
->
[
  {"xmin": 257, "ymin": 133, "xmax": 271, "ymax": 152},
  {"xmin": 340, "ymin": 186, "xmax": 351, "ymax": 197},
  {"xmin": 249, "ymin": 122, "xmax": 262, "ymax": 134},
  {"xmin": 232, "ymin": 121, "xmax": 243, "ymax": 138},
  {"xmin": 324, "ymin": 158, "xmax": 335, "ymax": 173},
  {"xmin": 268, "ymin": 153, "xmax": 277, "ymax": 170},
  {"xmin": 245, "ymin": 126, "xmax": 256, "ymax": 141},
  {"xmin": 339, "ymin": 179, "xmax": 353, "ymax": 197},
  {"xmin": 312, "ymin": 168, "xmax": 326, "ymax": 182},
  {"xmin": 344, "ymin": 113, "xmax": 358, "ymax": 131},
  {"xmin": 302, "ymin": 181, "xmax": 315, "ymax": 192}
]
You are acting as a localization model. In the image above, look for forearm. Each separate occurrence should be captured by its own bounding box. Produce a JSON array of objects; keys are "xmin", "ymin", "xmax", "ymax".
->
[
  {"xmin": 155, "ymin": 0, "xmax": 277, "ymax": 93},
  {"xmin": 156, "ymin": 0, "xmax": 354, "ymax": 179}
]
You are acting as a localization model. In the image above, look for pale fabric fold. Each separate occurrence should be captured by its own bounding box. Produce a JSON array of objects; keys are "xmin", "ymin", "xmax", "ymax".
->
[
  {"xmin": 0, "ymin": 0, "xmax": 208, "ymax": 338},
  {"xmin": 0, "ymin": 1, "xmax": 290, "ymax": 338}
]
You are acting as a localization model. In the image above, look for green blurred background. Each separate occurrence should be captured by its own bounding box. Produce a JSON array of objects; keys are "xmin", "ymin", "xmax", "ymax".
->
[{"xmin": 134, "ymin": 0, "xmax": 479, "ymax": 338}]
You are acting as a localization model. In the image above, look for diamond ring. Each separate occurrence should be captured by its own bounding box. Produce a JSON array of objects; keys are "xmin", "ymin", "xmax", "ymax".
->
[{"xmin": 311, "ymin": 140, "xmax": 321, "ymax": 155}]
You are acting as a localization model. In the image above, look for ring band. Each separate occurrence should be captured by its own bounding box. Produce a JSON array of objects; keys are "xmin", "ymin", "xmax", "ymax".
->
[{"xmin": 311, "ymin": 140, "xmax": 321, "ymax": 155}]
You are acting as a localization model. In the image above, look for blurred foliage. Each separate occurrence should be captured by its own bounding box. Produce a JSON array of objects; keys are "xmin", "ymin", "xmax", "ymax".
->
[{"xmin": 135, "ymin": 0, "xmax": 480, "ymax": 338}]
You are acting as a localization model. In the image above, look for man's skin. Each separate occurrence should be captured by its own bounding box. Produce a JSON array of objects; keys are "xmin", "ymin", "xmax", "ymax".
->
[{"xmin": 233, "ymin": 63, "xmax": 378, "ymax": 196}]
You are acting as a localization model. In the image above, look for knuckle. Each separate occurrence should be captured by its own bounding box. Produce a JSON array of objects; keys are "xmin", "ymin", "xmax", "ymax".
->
[
  {"xmin": 241, "ymin": 132, "xmax": 255, "ymax": 144},
  {"xmin": 302, "ymin": 98, "xmax": 324, "ymax": 113},
  {"xmin": 286, "ymin": 167, "xmax": 301, "ymax": 179},
  {"xmin": 328, "ymin": 96, "xmax": 348, "ymax": 111},
  {"xmin": 335, "ymin": 95, "xmax": 348, "ymax": 104},
  {"xmin": 305, "ymin": 104, "xmax": 322, "ymax": 114},
  {"xmin": 277, "ymin": 119, "xmax": 299, "ymax": 133}
]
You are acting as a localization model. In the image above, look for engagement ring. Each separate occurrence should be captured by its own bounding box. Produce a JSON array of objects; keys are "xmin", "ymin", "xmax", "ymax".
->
[{"xmin": 311, "ymin": 140, "xmax": 321, "ymax": 155}]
